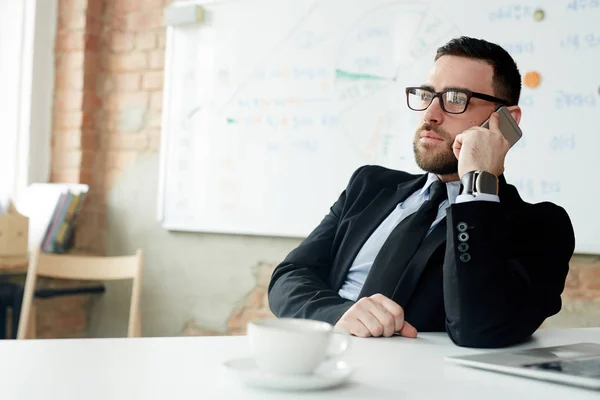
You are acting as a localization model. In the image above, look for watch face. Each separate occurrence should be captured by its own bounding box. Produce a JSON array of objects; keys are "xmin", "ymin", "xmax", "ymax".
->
[{"xmin": 476, "ymin": 171, "xmax": 498, "ymax": 195}]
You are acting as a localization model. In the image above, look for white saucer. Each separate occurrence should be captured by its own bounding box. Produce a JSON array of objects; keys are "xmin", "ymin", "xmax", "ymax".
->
[{"xmin": 222, "ymin": 357, "xmax": 354, "ymax": 391}]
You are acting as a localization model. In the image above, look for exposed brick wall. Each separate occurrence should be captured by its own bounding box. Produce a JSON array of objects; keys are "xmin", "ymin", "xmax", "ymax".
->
[
  {"xmin": 52, "ymin": 0, "xmax": 105, "ymax": 255},
  {"xmin": 51, "ymin": 0, "xmax": 166, "ymax": 257},
  {"xmin": 184, "ymin": 259, "xmax": 600, "ymax": 336},
  {"xmin": 183, "ymin": 262, "xmax": 276, "ymax": 337},
  {"xmin": 45, "ymin": 0, "xmax": 600, "ymax": 338},
  {"xmin": 33, "ymin": 278, "xmax": 95, "ymax": 339},
  {"xmin": 564, "ymin": 256, "xmax": 600, "ymax": 300}
]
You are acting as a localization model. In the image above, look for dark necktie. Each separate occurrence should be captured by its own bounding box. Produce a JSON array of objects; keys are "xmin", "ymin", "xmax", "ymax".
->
[{"xmin": 359, "ymin": 180, "xmax": 448, "ymax": 299}]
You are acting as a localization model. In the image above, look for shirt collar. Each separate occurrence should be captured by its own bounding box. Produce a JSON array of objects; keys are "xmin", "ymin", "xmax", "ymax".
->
[{"xmin": 418, "ymin": 173, "xmax": 461, "ymax": 205}]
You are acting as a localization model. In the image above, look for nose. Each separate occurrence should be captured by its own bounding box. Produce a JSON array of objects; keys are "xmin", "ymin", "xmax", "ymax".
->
[{"xmin": 423, "ymin": 96, "xmax": 445, "ymax": 126}]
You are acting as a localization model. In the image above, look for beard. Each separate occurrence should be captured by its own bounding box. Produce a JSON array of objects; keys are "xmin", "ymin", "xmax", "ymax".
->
[{"xmin": 413, "ymin": 123, "xmax": 458, "ymax": 175}]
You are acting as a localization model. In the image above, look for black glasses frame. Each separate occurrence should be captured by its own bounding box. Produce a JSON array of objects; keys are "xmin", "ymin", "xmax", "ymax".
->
[{"xmin": 405, "ymin": 87, "xmax": 509, "ymax": 114}]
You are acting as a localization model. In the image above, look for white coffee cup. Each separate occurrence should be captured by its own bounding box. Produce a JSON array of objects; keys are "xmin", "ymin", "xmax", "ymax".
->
[{"xmin": 247, "ymin": 318, "xmax": 350, "ymax": 376}]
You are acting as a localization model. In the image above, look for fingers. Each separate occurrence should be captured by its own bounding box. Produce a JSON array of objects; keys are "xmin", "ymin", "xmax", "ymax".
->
[
  {"xmin": 488, "ymin": 111, "xmax": 500, "ymax": 132},
  {"xmin": 453, "ymin": 133, "xmax": 463, "ymax": 159},
  {"xmin": 456, "ymin": 116, "xmax": 509, "ymax": 178},
  {"xmin": 336, "ymin": 317, "xmax": 371, "ymax": 338},
  {"xmin": 454, "ymin": 133, "xmax": 464, "ymax": 145},
  {"xmin": 336, "ymin": 294, "xmax": 419, "ymax": 339},
  {"xmin": 336, "ymin": 300, "xmax": 383, "ymax": 337},
  {"xmin": 365, "ymin": 301, "xmax": 397, "ymax": 337},
  {"xmin": 369, "ymin": 294, "xmax": 405, "ymax": 333},
  {"xmin": 336, "ymin": 296, "xmax": 395, "ymax": 337},
  {"xmin": 371, "ymin": 295, "xmax": 418, "ymax": 338},
  {"xmin": 354, "ymin": 297, "xmax": 393, "ymax": 337}
]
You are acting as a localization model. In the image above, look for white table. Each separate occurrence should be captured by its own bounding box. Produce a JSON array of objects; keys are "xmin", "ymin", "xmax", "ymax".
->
[{"xmin": 1, "ymin": 328, "xmax": 599, "ymax": 399}]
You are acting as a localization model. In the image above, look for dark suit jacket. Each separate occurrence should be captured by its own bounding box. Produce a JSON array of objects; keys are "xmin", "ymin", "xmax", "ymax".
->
[{"xmin": 268, "ymin": 165, "xmax": 575, "ymax": 348}]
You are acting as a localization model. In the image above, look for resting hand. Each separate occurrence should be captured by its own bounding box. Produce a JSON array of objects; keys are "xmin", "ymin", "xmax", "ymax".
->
[{"xmin": 335, "ymin": 293, "xmax": 418, "ymax": 338}]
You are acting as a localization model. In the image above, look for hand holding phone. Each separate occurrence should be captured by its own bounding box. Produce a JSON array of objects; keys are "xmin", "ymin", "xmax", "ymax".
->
[
  {"xmin": 481, "ymin": 106, "xmax": 523, "ymax": 147},
  {"xmin": 453, "ymin": 105, "xmax": 521, "ymax": 178}
]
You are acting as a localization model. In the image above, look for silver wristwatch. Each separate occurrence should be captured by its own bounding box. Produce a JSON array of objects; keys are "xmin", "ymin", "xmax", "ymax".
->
[{"xmin": 460, "ymin": 170, "xmax": 498, "ymax": 196}]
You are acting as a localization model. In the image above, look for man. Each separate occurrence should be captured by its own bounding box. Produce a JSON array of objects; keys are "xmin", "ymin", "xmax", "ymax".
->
[{"xmin": 267, "ymin": 36, "xmax": 575, "ymax": 349}]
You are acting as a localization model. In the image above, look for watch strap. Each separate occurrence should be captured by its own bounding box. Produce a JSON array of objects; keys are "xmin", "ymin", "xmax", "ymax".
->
[{"xmin": 461, "ymin": 171, "xmax": 476, "ymax": 195}]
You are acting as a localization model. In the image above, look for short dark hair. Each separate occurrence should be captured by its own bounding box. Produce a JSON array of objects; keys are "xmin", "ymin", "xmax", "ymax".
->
[{"xmin": 435, "ymin": 36, "xmax": 521, "ymax": 106}]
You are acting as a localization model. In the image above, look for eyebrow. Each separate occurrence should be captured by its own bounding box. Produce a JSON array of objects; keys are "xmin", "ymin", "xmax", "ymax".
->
[{"xmin": 419, "ymin": 84, "xmax": 472, "ymax": 93}]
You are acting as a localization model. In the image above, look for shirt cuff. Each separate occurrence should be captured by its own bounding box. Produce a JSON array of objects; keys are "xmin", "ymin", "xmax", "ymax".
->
[{"xmin": 455, "ymin": 193, "xmax": 500, "ymax": 203}]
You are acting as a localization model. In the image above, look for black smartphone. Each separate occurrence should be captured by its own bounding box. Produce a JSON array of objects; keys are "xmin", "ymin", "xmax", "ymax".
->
[{"xmin": 481, "ymin": 106, "xmax": 523, "ymax": 147}]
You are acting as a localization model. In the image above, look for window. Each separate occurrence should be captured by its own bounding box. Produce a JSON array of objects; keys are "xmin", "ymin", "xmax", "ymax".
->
[{"xmin": 0, "ymin": 0, "xmax": 55, "ymax": 203}]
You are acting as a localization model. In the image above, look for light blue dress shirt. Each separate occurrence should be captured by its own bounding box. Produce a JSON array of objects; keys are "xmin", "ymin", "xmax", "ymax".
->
[{"xmin": 338, "ymin": 173, "xmax": 497, "ymax": 301}]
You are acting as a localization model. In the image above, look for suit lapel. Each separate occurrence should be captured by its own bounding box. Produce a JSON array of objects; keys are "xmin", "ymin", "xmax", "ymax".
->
[{"xmin": 332, "ymin": 175, "xmax": 428, "ymax": 291}]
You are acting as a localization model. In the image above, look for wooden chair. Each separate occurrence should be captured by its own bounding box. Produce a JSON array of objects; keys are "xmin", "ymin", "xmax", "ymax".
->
[{"xmin": 17, "ymin": 248, "xmax": 144, "ymax": 339}]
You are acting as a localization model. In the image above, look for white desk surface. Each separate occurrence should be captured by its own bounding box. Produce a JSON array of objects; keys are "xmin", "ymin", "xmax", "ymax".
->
[{"xmin": 1, "ymin": 328, "xmax": 599, "ymax": 399}]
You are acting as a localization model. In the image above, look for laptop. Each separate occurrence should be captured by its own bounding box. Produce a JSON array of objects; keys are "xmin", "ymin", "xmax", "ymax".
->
[{"xmin": 446, "ymin": 342, "xmax": 600, "ymax": 390}]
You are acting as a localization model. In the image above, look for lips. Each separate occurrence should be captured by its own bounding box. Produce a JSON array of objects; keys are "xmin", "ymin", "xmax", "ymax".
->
[{"xmin": 419, "ymin": 130, "xmax": 443, "ymax": 141}]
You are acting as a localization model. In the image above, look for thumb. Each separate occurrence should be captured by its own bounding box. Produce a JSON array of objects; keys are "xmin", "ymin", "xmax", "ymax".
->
[{"xmin": 398, "ymin": 321, "xmax": 418, "ymax": 338}]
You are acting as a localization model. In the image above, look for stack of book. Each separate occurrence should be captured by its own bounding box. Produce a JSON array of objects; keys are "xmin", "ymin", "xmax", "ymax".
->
[{"xmin": 40, "ymin": 188, "xmax": 88, "ymax": 254}]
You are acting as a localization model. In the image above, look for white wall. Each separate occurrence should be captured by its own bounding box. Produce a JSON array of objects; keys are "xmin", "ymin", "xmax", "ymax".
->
[{"xmin": 89, "ymin": 155, "xmax": 301, "ymax": 337}]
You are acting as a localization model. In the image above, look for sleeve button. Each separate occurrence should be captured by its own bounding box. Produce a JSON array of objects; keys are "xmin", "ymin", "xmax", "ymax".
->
[{"xmin": 458, "ymin": 232, "xmax": 469, "ymax": 242}]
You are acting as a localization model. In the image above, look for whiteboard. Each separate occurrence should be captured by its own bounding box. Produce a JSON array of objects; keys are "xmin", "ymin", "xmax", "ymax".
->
[{"xmin": 159, "ymin": 0, "xmax": 600, "ymax": 254}]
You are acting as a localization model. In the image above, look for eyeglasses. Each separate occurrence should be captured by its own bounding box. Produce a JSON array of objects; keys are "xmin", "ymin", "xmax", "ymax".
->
[{"xmin": 405, "ymin": 87, "xmax": 509, "ymax": 114}]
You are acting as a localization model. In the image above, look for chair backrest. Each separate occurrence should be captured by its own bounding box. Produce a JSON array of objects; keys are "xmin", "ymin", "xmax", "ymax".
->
[{"xmin": 17, "ymin": 248, "xmax": 144, "ymax": 339}]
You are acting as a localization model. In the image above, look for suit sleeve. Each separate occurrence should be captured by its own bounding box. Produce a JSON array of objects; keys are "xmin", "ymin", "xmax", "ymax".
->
[
  {"xmin": 443, "ymin": 201, "xmax": 575, "ymax": 348},
  {"xmin": 267, "ymin": 169, "xmax": 365, "ymax": 324}
]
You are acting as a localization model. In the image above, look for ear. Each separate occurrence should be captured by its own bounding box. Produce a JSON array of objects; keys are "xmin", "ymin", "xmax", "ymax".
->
[{"xmin": 506, "ymin": 105, "xmax": 522, "ymax": 124}]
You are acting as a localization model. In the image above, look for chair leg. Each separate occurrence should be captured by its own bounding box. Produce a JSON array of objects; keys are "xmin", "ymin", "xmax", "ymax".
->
[
  {"xmin": 27, "ymin": 306, "xmax": 36, "ymax": 339},
  {"xmin": 11, "ymin": 284, "xmax": 23, "ymax": 339},
  {"xmin": 0, "ymin": 305, "xmax": 6, "ymax": 340},
  {"xmin": 135, "ymin": 309, "xmax": 142, "ymax": 337}
]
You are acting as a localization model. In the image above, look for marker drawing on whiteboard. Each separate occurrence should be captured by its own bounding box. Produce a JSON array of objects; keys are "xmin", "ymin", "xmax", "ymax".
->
[
  {"xmin": 502, "ymin": 41, "xmax": 534, "ymax": 55},
  {"xmin": 489, "ymin": 5, "xmax": 533, "ymax": 21},
  {"xmin": 335, "ymin": 68, "xmax": 394, "ymax": 82},
  {"xmin": 187, "ymin": 106, "xmax": 201, "ymax": 119},
  {"xmin": 296, "ymin": 30, "xmax": 324, "ymax": 49},
  {"xmin": 550, "ymin": 135, "xmax": 576, "ymax": 151},
  {"xmin": 541, "ymin": 181, "xmax": 561, "ymax": 195},
  {"xmin": 555, "ymin": 91, "xmax": 597, "ymax": 108},
  {"xmin": 567, "ymin": 0, "xmax": 600, "ymax": 12},
  {"xmin": 561, "ymin": 33, "xmax": 600, "ymax": 49},
  {"xmin": 292, "ymin": 139, "xmax": 318, "ymax": 152},
  {"xmin": 355, "ymin": 25, "xmax": 391, "ymax": 41},
  {"xmin": 520, "ymin": 95, "xmax": 534, "ymax": 107},
  {"xmin": 218, "ymin": 2, "xmax": 320, "ymax": 113}
]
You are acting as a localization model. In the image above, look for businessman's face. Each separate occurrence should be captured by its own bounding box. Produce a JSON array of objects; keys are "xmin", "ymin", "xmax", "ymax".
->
[{"xmin": 413, "ymin": 55, "xmax": 498, "ymax": 177}]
